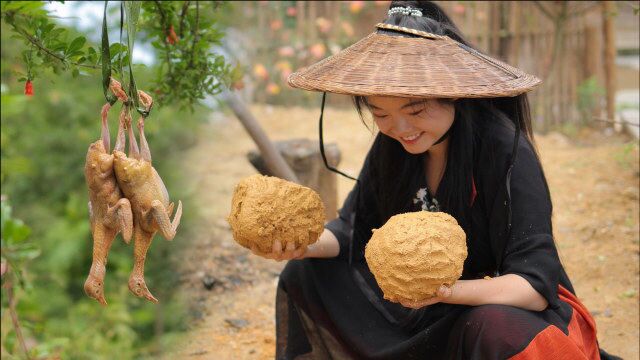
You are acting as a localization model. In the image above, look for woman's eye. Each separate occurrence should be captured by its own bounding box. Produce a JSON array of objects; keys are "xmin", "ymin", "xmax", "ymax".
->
[
  {"xmin": 373, "ymin": 114, "xmax": 388, "ymax": 119},
  {"xmin": 409, "ymin": 109, "xmax": 424, "ymax": 116}
]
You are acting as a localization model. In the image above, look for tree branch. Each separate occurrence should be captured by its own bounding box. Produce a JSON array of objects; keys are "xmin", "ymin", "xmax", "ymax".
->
[
  {"xmin": 6, "ymin": 17, "xmax": 99, "ymax": 70},
  {"xmin": 153, "ymin": 1, "xmax": 174, "ymax": 75},
  {"xmin": 178, "ymin": 1, "xmax": 190, "ymax": 38},
  {"xmin": 153, "ymin": 0, "xmax": 169, "ymax": 37},
  {"xmin": 188, "ymin": 2, "xmax": 199, "ymax": 69},
  {"xmin": 4, "ymin": 272, "xmax": 32, "ymax": 360}
]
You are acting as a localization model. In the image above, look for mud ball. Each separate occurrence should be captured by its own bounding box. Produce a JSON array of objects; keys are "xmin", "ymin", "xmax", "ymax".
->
[
  {"xmin": 227, "ymin": 175, "xmax": 325, "ymax": 253},
  {"xmin": 365, "ymin": 211, "xmax": 467, "ymax": 303}
]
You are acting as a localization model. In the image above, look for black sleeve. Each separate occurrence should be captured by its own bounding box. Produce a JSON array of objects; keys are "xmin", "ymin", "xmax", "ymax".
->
[
  {"xmin": 324, "ymin": 153, "xmax": 380, "ymax": 262},
  {"xmin": 503, "ymin": 141, "xmax": 560, "ymax": 308},
  {"xmin": 483, "ymin": 128, "xmax": 561, "ymax": 309},
  {"xmin": 324, "ymin": 183, "xmax": 358, "ymax": 261}
]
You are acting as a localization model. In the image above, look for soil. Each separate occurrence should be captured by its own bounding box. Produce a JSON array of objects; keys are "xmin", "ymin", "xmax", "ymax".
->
[
  {"xmin": 165, "ymin": 104, "xmax": 639, "ymax": 360},
  {"xmin": 366, "ymin": 211, "xmax": 467, "ymax": 303},
  {"xmin": 228, "ymin": 174, "xmax": 325, "ymax": 254}
]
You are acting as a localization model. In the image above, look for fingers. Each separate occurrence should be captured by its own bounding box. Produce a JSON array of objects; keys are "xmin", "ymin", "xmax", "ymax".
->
[
  {"xmin": 279, "ymin": 241, "xmax": 306, "ymax": 261},
  {"xmin": 271, "ymin": 240, "xmax": 295, "ymax": 262},
  {"xmin": 272, "ymin": 239, "xmax": 282, "ymax": 253},
  {"xmin": 285, "ymin": 241, "xmax": 296, "ymax": 252},
  {"xmin": 248, "ymin": 241, "xmax": 306, "ymax": 261},
  {"xmin": 282, "ymin": 241, "xmax": 295, "ymax": 260},
  {"xmin": 292, "ymin": 245, "xmax": 307, "ymax": 259},
  {"xmin": 272, "ymin": 239, "xmax": 283, "ymax": 261},
  {"xmin": 398, "ymin": 285, "xmax": 452, "ymax": 309},
  {"xmin": 437, "ymin": 285, "xmax": 452, "ymax": 298}
]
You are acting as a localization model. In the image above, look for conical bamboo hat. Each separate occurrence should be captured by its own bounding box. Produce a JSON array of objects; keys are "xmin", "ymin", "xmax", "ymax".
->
[{"xmin": 288, "ymin": 23, "xmax": 541, "ymax": 98}]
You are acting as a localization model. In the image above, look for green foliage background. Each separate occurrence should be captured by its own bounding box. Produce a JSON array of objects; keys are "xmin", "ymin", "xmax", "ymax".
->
[{"xmin": 1, "ymin": 7, "xmax": 211, "ymax": 359}]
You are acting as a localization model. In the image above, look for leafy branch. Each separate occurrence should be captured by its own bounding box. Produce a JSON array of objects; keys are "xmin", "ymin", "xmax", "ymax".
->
[
  {"xmin": 1, "ymin": 198, "xmax": 39, "ymax": 359},
  {"xmin": 1, "ymin": 1, "xmax": 237, "ymax": 110},
  {"xmin": 6, "ymin": 16, "xmax": 99, "ymax": 70}
]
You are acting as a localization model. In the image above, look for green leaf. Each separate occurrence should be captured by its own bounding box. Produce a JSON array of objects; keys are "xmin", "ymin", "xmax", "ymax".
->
[
  {"xmin": 67, "ymin": 36, "xmax": 86, "ymax": 54},
  {"xmin": 18, "ymin": 1, "xmax": 46, "ymax": 14},
  {"xmin": 101, "ymin": 1, "xmax": 116, "ymax": 105},
  {"xmin": 109, "ymin": 43, "xmax": 123, "ymax": 56},
  {"xmin": 42, "ymin": 22, "xmax": 55, "ymax": 36},
  {"xmin": 52, "ymin": 43, "xmax": 67, "ymax": 52},
  {"xmin": 48, "ymin": 28, "xmax": 66, "ymax": 40},
  {"xmin": 12, "ymin": 244, "xmax": 40, "ymax": 261},
  {"xmin": 124, "ymin": 1, "xmax": 142, "ymax": 110},
  {"xmin": 72, "ymin": 68, "xmax": 79, "ymax": 78},
  {"xmin": 125, "ymin": 2, "xmax": 142, "ymax": 50}
]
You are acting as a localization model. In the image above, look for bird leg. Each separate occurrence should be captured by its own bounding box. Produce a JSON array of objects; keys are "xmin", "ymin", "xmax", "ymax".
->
[
  {"xmin": 136, "ymin": 90, "xmax": 154, "ymax": 163},
  {"xmin": 114, "ymin": 107, "xmax": 128, "ymax": 153},
  {"xmin": 128, "ymin": 225, "xmax": 158, "ymax": 303},
  {"xmin": 149, "ymin": 200, "xmax": 182, "ymax": 241},
  {"xmin": 84, "ymin": 223, "xmax": 117, "ymax": 306},
  {"xmin": 126, "ymin": 109, "xmax": 140, "ymax": 160},
  {"xmin": 101, "ymin": 103, "xmax": 111, "ymax": 152}
]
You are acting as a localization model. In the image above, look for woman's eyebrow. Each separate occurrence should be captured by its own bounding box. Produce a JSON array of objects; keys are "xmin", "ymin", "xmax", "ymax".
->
[
  {"xmin": 401, "ymin": 100, "xmax": 426, "ymax": 110},
  {"xmin": 368, "ymin": 100, "xmax": 424, "ymax": 111}
]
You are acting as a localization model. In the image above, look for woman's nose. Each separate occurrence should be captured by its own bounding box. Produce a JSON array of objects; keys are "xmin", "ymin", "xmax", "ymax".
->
[{"xmin": 393, "ymin": 116, "xmax": 413, "ymax": 134}]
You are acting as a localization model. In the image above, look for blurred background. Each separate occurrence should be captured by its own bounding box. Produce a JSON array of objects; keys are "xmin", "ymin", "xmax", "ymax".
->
[{"xmin": 1, "ymin": 1, "xmax": 638, "ymax": 359}]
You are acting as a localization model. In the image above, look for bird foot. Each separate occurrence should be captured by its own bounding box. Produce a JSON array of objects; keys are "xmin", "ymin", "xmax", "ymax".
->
[
  {"xmin": 84, "ymin": 275, "xmax": 108, "ymax": 306},
  {"xmin": 128, "ymin": 275, "xmax": 158, "ymax": 303}
]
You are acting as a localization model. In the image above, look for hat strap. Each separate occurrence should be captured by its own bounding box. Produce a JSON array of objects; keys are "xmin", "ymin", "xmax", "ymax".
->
[
  {"xmin": 433, "ymin": 125, "xmax": 452, "ymax": 146},
  {"xmin": 318, "ymin": 92, "xmax": 358, "ymax": 181}
]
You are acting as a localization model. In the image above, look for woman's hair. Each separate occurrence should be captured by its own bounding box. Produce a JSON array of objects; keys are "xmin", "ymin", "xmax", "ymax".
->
[{"xmin": 354, "ymin": 1, "xmax": 546, "ymax": 232}]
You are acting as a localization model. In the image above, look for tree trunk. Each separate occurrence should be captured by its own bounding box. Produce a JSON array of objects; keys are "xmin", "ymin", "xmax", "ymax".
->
[{"xmin": 602, "ymin": 1, "xmax": 617, "ymax": 126}]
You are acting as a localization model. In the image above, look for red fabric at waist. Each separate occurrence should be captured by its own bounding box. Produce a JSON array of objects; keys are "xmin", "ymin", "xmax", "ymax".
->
[{"xmin": 509, "ymin": 285, "xmax": 600, "ymax": 360}]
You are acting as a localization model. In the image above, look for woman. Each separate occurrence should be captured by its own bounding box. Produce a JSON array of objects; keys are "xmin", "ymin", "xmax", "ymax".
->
[{"xmin": 250, "ymin": 2, "xmax": 617, "ymax": 359}]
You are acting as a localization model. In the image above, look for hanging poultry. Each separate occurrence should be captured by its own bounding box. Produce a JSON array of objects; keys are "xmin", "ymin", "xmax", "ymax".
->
[
  {"xmin": 113, "ymin": 90, "xmax": 182, "ymax": 303},
  {"xmin": 83, "ymin": 79, "xmax": 133, "ymax": 306}
]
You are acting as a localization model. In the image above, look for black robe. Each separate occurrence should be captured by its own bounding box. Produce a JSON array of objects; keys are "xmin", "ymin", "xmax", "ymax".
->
[{"xmin": 276, "ymin": 120, "xmax": 612, "ymax": 359}]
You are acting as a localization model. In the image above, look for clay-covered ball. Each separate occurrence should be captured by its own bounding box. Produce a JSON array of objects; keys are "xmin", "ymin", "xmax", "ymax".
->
[
  {"xmin": 365, "ymin": 211, "xmax": 467, "ymax": 303},
  {"xmin": 227, "ymin": 174, "xmax": 325, "ymax": 253}
]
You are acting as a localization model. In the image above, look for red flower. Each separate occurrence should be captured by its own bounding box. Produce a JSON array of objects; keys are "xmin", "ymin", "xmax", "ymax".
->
[
  {"xmin": 24, "ymin": 80, "xmax": 33, "ymax": 96},
  {"xmin": 166, "ymin": 25, "xmax": 179, "ymax": 45}
]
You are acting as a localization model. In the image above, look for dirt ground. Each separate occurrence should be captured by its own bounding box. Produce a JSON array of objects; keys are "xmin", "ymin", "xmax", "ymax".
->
[{"xmin": 166, "ymin": 103, "xmax": 639, "ymax": 360}]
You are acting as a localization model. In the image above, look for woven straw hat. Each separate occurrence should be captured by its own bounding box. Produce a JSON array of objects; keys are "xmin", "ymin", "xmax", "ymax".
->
[{"xmin": 288, "ymin": 23, "xmax": 541, "ymax": 98}]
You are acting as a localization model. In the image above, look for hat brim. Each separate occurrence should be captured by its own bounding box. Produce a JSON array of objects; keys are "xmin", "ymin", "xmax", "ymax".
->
[{"xmin": 288, "ymin": 26, "xmax": 541, "ymax": 98}]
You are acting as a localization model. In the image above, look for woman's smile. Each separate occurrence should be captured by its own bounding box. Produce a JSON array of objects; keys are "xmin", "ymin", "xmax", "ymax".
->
[
  {"xmin": 400, "ymin": 131, "xmax": 424, "ymax": 144},
  {"xmin": 366, "ymin": 96, "xmax": 455, "ymax": 154}
]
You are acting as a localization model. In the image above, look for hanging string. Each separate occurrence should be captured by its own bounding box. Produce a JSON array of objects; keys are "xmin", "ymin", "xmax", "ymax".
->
[
  {"xmin": 123, "ymin": 1, "xmax": 150, "ymax": 118},
  {"xmin": 496, "ymin": 105, "xmax": 521, "ymax": 273},
  {"xmin": 318, "ymin": 92, "xmax": 357, "ymax": 181},
  {"xmin": 101, "ymin": 1, "xmax": 117, "ymax": 105},
  {"xmin": 118, "ymin": 2, "xmax": 125, "ymax": 78},
  {"xmin": 505, "ymin": 108, "xmax": 521, "ymax": 230}
]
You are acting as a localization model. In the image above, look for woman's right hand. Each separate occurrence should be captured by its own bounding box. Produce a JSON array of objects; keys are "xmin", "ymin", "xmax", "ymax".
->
[{"xmin": 249, "ymin": 239, "xmax": 307, "ymax": 262}]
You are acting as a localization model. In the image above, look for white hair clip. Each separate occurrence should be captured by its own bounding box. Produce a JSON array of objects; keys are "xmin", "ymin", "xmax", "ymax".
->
[{"xmin": 388, "ymin": 6, "xmax": 423, "ymax": 17}]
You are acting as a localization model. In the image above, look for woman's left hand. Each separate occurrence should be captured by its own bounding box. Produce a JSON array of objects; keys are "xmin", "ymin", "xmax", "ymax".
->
[{"xmin": 398, "ymin": 285, "xmax": 453, "ymax": 309}]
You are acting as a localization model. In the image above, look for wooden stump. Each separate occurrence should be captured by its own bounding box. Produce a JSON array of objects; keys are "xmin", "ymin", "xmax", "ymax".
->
[{"xmin": 248, "ymin": 139, "xmax": 341, "ymax": 221}]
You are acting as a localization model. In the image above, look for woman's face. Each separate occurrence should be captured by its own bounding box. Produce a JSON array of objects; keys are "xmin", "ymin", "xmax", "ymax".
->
[{"xmin": 366, "ymin": 96, "xmax": 455, "ymax": 154}]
